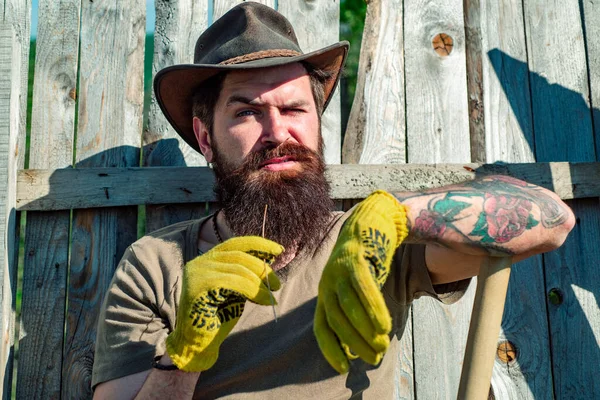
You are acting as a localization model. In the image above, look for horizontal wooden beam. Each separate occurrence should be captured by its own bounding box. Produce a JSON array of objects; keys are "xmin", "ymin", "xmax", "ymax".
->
[{"xmin": 16, "ymin": 162, "xmax": 600, "ymax": 211}]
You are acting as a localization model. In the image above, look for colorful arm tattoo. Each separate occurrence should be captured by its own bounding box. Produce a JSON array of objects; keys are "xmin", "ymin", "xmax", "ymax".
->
[{"xmin": 395, "ymin": 175, "xmax": 570, "ymax": 256}]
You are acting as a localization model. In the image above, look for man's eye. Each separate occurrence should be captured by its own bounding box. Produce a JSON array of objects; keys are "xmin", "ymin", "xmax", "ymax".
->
[{"xmin": 236, "ymin": 110, "xmax": 257, "ymax": 117}]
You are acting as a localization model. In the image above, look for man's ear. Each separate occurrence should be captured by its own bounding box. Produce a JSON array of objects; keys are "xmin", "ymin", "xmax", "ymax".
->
[{"xmin": 193, "ymin": 117, "xmax": 214, "ymax": 162}]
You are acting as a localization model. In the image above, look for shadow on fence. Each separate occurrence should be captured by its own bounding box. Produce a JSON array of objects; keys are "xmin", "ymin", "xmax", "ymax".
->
[{"xmin": 489, "ymin": 48, "xmax": 600, "ymax": 396}]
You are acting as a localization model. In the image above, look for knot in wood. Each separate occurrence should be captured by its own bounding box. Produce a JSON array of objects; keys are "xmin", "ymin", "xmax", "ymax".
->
[
  {"xmin": 432, "ymin": 33, "xmax": 453, "ymax": 57},
  {"xmin": 496, "ymin": 340, "xmax": 517, "ymax": 364}
]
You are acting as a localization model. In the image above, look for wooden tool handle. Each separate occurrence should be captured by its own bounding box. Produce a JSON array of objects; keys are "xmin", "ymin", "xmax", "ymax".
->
[{"xmin": 457, "ymin": 257, "xmax": 512, "ymax": 399}]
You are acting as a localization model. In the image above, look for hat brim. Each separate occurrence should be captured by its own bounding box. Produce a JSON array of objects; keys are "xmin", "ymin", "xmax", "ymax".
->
[{"xmin": 154, "ymin": 41, "xmax": 349, "ymax": 153}]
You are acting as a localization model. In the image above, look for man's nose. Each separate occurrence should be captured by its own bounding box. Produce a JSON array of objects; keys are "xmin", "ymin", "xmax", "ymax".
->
[{"xmin": 260, "ymin": 110, "xmax": 291, "ymax": 145}]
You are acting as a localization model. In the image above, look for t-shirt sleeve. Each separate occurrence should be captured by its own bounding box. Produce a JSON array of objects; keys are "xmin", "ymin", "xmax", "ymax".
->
[
  {"xmin": 92, "ymin": 245, "xmax": 176, "ymax": 389},
  {"xmin": 383, "ymin": 243, "xmax": 471, "ymax": 305}
]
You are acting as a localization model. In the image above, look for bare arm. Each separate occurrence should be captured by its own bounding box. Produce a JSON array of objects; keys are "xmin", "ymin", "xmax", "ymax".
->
[
  {"xmin": 394, "ymin": 175, "xmax": 575, "ymax": 283},
  {"xmin": 93, "ymin": 354, "xmax": 200, "ymax": 400}
]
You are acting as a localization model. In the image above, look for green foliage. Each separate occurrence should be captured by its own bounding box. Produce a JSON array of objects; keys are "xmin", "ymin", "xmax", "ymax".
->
[
  {"xmin": 340, "ymin": 0, "xmax": 367, "ymax": 130},
  {"xmin": 143, "ymin": 34, "xmax": 154, "ymax": 130},
  {"xmin": 26, "ymin": 40, "xmax": 36, "ymax": 169}
]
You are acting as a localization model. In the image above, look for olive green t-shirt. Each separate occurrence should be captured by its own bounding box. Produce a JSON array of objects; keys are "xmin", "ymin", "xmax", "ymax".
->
[{"xmin": 92, "ymin": 211, "xmax": 469, "ymax": 399}]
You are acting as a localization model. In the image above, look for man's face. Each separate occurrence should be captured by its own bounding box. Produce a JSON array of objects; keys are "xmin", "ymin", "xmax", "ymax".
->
[
  {"xmin": 192, "ymin": 63, "xmax": 334, "ymax": 258},
  {"xmin": 194, "ymin": 63, "xmax": 321, "ymax": 170}
]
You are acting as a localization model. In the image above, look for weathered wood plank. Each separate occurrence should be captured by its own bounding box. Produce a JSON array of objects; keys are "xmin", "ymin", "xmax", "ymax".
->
[
  {"xmin": 19, "ymin": 211, "xmax": 70, "ymax": 399},
  {"xmin": 393, "ymin": 309, "xmax": 414, "ymax": 399},
  {"xmin": 279, "ymin": 0, "xmax": 341, "ymax": 164},
  {"xmin": 403, "ymin": 0, "xmax": 470, "ymax": 163},
  {"xmin": 143, "ymin": 0, "xmax": 208, "ymax": 233},
  {"xmin": 341, "ymin": 0, "xmax": 410, "ymax": 394},
  {"xmin": 14, "ymin": 162, "xmax": 600, "ymax": 211},
  {"xmin": 523, "ymin": 0, "xmax": 599, "ymax": 397},
  {"xmin": 1, "ymin": 0, "xmax": 30, "ymax": 172},
  {"xmin": 143, "ymin": 0, "xmax": 209, "ymax": 232},
  {"xmin": 583, "ymin": 0, "xmax": 600, "ymax": 168},
  {"xmin": 527, "ymin": 0, "xmax": 599, "ymax": 397},
  {"xmin": 342, "ymin": 0, "xmax": 406, "ymax": 165},
  {"xmin": 480, "ymin": 0, "xmax": 554, "ymax": 398},
  {"xmin": 544, "ymin": 199, "xmax": 600, "ymax": 397},
  {"xmin": 16, "ymin": 0, "xmax": 80, "ymax": 397},
  {"xmin": 464, "ymin": 0, "xmax": 485, "ymax": 163},
  {"xmin": 403, "ymin": 1, "xmax": 473, "ymax": 397},
  {"xmin": 62, "ymin": 0, "xmax": 145, "ymax": 397},
  {"xmin": 525, "ymin": 1, "xmax": 594, "ymax": 163},
  {"xmin": 143, "ymin": 0, "xmax": 207, "ymax": 167},
  {"xmin": 0, "ymin": 24, "xmax": 23, "ymax": 400},
  {"xmin": 1, "ymin": 1, "xmax": 30, "ymax": 396},
  {"xmin": 483, "ymin": 43, "xmax": 534, "ymax": 163},
  {"xmin": 340, "ymin": 0, "xmax": 413, "ymax": 396}
]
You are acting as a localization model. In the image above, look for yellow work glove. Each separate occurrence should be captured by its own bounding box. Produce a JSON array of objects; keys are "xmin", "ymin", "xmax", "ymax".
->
[
  {"xmin": 166, "ymin": 236, "xmax": 283, "ymax": 372},
  {"xmin": 314, "ymin": 190, "xmax": 409, "ymax": 374}
]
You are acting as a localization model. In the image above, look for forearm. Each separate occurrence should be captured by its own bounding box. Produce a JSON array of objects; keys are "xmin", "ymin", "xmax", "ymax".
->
[
  {"xmin": 394, "ymin": 175, "xmax": 575, "ymax": 257},
  {"xmin": 135, "ymin": 354, "xmax": 200, "ymax": 400}
]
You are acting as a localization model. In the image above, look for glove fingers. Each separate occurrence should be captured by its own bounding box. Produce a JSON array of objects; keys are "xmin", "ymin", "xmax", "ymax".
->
[
  {"xmin": 313, "ymin": 298, "xmax": 350, "ymax": 374},
  {"xmin": 337, "ymin": 281, "xmax": 390, "ymax": 353},
  {"xmin": 207, "ymin": 265, "xmax": 275, "ymax": 306},
  {"xmin": 212, "ymin": 236, "xmax": 284, "ymax": 261},
  {"xmin": 351, "ymin": 259, "xmax": 392, "ymax": 335},
  {"xmin": 322, "ymin": 291, "xmax": 382, "ymax": 366},
  {"xmin": 211, "ymin": 251, "xmax": 281, "ymax": 291}
]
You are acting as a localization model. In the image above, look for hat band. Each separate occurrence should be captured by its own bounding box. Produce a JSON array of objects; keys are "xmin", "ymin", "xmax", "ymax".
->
[{"xmin": 219, "ymin": 49, "xmax": 302, "ymax": 65}]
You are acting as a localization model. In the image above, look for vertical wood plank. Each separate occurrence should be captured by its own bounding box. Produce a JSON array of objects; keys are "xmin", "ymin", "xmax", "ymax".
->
[
  {"xmin": 413, "ymin": 288, "xmax": 475, "ymax": 399},
  {"xmin": 143, "ymin": 0, "xmax": 207, "ymax": 168},
  {"xmin": 480, "ymin": 0, "xmax": 554, "ymax": 398},
  {"xmin": 463, "ymin": 0, "xmax": 485, "ymax": 163},
  {"xmin": 583, "ymin": 0, "xmax": 600, "ymax": 164},
  {"xmin": 63, "ymin": 0, "xmax": 145, "ymax": 397},
  {"xmin": 0, "ymin": 1, "xmax": 29, "ymax": 396},
  {"xmin": 481, "ymin": 0, "xmax": 535, "ymax": 165},
  {"xmin": 404, "ymin": 0, "xmax": 470, "ymax": 163},
  {"xmin": 278, "ymin": 0, "xmax": 342, "ymax": 164},
  {"xmin": 16, "ymin": 0, "xmax": 80, "ymax": 398},
  {"xmin": 404, "ymin": 1, "xmax": 474, "ymax": 398},
  {"xmin": 524, "ymin": 0, "xmax": 600, "ymax": 398},
  {"xmin": 1, "ymin": 0, "xmax": 30, "ymax": 172},
  {"xmin": 342, "ymin": 0, "xmax": 406, "ymax": 165},
  {"xmin": 544, "ymin": 199, "xmax": 600, "ymax": 397},
  {"xmin": 339, "ymin": 1, "xmax": 413, "ymax": 396},
  {"xmin": 524, "ymin": 0, "xmax": 594, "ymax": 163},
  {"xmin": 394, "ymin": 309, "xmax": 415, "ymax": 399},
  {"xmin": 143, "ymin": 0, "xmax": 208, "ymax": 232},
  {"xmin": 0, "ymin": 24, "xmax": 23, "ymax": 400}
]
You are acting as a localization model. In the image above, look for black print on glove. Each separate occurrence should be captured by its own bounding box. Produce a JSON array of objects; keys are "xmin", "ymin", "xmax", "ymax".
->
[
  {"xmin": 361, "ymin": 227, "xmax": 392, "ymax": 289},
  {"xmin": 189, "ymin": 288, "xmax": 245, "ymax": 330},
  {"xmin": 247, "ymin": 250, "xmax": 276, "ymax": 266}
]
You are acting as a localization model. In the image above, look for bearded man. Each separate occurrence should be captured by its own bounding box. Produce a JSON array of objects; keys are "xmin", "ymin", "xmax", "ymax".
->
[{"xmin": 92, "ymin": 3, "xmax": 575, "ymax": 399}]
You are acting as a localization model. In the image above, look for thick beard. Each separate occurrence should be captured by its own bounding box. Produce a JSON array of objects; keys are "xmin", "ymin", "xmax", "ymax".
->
[{"xmin": 212, "ymin": 141, "xmax": 334, "ymax": 256}]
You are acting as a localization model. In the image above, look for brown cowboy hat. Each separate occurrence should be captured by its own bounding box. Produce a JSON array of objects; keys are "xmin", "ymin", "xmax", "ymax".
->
[{"xmin": 154, "ymin": 2, "xmax": 349, "ymax": 153}]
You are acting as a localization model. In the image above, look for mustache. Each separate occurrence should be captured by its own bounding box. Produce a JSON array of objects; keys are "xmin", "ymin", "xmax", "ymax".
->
[{"xmin": 237, "ymin": 142, "xmax": 322, "ymax": 171}]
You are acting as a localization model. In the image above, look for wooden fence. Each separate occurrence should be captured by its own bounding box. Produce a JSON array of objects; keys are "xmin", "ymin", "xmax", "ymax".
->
[{"xmin": 1, "ymin": 0, "xmax": 599, "ymax": 399}]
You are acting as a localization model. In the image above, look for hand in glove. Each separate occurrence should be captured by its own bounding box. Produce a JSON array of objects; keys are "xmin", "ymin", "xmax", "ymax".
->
[
  {"xmin": 314, "ymin": 190, "xmax": 409, "ymax": 374},
  {"xmin": 166, "ymin": 236, "xmax": 283, "ymax": 372}
]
